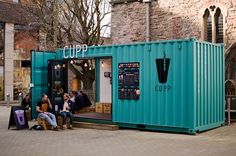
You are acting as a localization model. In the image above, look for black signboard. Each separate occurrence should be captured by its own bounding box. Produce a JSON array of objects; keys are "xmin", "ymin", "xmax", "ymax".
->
[
  {"xmin": 8, "ymin": 106, "xmax": 29, "ymax": 130},
  {"xmin": 48, "ymin": 60, "xmax": 68, "ymax": 113},
  {"xmin": 118, "ymin": 62, "xmax": 140, "ymax": 100}
]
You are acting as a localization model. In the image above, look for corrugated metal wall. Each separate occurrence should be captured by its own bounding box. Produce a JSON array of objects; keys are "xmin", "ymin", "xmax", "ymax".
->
[
  {"xmin": 193, "ymin": 41, "xmax": 224, "ymax": 131},
  {"xmin": 112, "ymin": 39, "xmax": 195, "ymax": 130},
  {"xmin": 112, "ymin": 39, "xmax": 224, "ymax": 133}
]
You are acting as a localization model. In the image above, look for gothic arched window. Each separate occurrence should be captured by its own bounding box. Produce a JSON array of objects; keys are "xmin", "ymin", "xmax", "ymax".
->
[
  {"xmin": 203, "ymin": 9, "xmax": 212, "ymax": 42},
  {"xmin": 215, "ymin": 8, "xmax": 223, "ymax": 43},
  {"xmin": 202, "ymin": 6, "xmax": 224, "ymax": 43}
]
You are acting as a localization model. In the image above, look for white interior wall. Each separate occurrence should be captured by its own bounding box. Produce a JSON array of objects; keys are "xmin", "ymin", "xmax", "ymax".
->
[{"xmin": 99, "ymin": 59, "xmax": 112, "ymax": 103}]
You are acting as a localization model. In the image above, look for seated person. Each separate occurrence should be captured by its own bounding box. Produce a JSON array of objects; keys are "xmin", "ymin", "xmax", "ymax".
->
[
  {"xmin": 69, "ymin": 91, "xmax": 76, "ymax": 103},
  {"xmin": 79, "ymin": 91, "xmax": 92, "ymax": 107},
  {"xmin": 68, "ymin": 91, "xmax": 76, "ymax": 113},
  {"xmin": 74, "ymin": 91, "xmax": 85, "ymax": 110},
  {"xmin": 59, "ymin": 93, "xmax": 74, "ymax": 129},
  {"xmin": 36, "ymin": 94, "xmax": 58, "ymax": 130},
  {"xmin": 21, "ymin": 94, "xmax": 31, "ymax": 110}
]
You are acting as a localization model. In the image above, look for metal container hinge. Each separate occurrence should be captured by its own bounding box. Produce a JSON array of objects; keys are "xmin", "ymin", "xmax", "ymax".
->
[
  {"xmin": 178, "ymin": 43, "xmax": 182, "ymax": 49},
  {"xmin": 148, "ymin": 45, "xmax": 151, "ymax": 51}
]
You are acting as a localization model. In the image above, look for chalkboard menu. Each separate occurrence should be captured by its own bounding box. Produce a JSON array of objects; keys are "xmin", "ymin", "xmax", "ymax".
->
[{"xmin": 118, "ymin": 62, "xmax": 140, "ymax": 100}]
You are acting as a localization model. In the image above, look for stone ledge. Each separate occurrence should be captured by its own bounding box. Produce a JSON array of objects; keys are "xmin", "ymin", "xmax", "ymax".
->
[
  {"xmin": 110, "ymin": 0, "xmax": 140, "ymax": 5},
  {"xmin": 0, "ymin": 100, "xmax": 21, "ymax": 105},
  {"xmin": 73, "ymin": 121, "xmax": 119, "ymax": 131}
]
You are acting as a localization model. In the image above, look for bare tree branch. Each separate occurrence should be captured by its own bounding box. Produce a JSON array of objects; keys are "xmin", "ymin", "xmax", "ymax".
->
[{"xmin": 26, "ymin": 0, "xmax": 110, "ymax": 91}]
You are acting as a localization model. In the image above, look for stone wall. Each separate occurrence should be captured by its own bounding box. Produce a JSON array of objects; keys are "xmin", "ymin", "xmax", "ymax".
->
[
  {"xmin": 111, "ymin": 2, "xmax": 146, "ymax": 44},
  {"xmin": 111, "ymin": 0, "xmax": 236, "ymax": 48},
  {"xmin": 226, "ymin": 0, "xmax": 236, "ymax": 47},
  {"xmin": 150, "ymin": 0, "xmax": 201, "ymax": 41},
  {"xmin": 4, "ymin": 23, "xmax": 14, "ymax": 101}
]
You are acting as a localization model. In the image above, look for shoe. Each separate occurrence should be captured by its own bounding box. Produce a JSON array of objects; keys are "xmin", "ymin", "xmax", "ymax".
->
[
  {"xmin": 61, "ymin": 125, "xmax": 66, "ymax": 130},
  {"xmin": 53, "ymin": 127, "xmax": 59, "ymax": 131},
  {"xmin": 68, "ymin": 125, "xmax": 73, "ymax": 130}
]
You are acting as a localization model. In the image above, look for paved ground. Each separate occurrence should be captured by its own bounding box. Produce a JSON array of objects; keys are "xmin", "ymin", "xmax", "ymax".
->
[{"xmin": 0, "ymin": 106, "xmax": 236, "ymax": 156}]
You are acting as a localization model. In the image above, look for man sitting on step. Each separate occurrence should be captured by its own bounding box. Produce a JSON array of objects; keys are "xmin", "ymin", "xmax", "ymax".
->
[{"xmin": 36, "ymin": 94, "xmax": 58, "ymax": 131}]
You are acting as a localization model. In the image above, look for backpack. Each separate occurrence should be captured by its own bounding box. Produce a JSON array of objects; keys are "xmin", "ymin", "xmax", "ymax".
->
[{"xmin": 30, "ymin": 124, "xmax": 44, "ymax": 130}]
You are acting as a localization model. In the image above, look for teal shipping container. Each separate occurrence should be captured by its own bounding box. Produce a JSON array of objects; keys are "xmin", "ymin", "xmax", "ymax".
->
[{"xmin": 31, "ymin": 38, "xmax": 224, "ymax": 134}]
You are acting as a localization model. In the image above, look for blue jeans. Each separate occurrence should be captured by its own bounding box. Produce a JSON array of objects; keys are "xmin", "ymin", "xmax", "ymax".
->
[
  {"xmin": 60, "ymin": 111, "xmax": 73, "ymax": 125},
  {"xmin": 38, "ymin": 112, "xmax": 57, "ymax": 128}
]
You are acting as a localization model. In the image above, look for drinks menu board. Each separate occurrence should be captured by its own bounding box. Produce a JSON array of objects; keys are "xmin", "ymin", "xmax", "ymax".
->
[{"xmin": 118, "ymin": 62, "xmax": 140, "ymax": 100}]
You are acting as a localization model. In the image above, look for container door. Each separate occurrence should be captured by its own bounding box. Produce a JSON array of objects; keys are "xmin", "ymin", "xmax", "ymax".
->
[{"xmin": 31, "ymin": 51, "xmax": 56, "ymax": 119}]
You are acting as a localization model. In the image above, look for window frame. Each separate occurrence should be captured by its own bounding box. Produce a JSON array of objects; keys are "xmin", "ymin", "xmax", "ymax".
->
[{"xmin": 201, "ymin": 5, "xmax": 226, "ymax": 44}]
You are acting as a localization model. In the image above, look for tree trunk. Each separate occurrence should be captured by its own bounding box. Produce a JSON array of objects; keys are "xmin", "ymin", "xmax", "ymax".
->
[{"xmin": 81, "ymin": 78, "xmax": 95, "ymax": 104}]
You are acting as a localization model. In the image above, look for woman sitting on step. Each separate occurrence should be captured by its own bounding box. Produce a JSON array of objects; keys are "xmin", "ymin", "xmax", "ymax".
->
[{"xmin": 59, "ymin": 93, "xmax": 74, "ymax": 129}]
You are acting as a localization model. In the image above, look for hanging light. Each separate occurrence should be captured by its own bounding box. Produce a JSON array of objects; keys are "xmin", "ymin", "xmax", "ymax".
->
[
  {"xmin": 62, "ymin": 64, "xmax": 66, "ymax": 68},
  {"xmin": 101, "ymin": 61, "xmax": 104, "ymax": 68},
  {"xmin": 70, "ymin": 60, "xmax": 74, "ymax": 64},
  {"xmin": 89, "ymin": 67, "xmax": 92, "ymax": 70},
  {"xmin": 57, "ymin": 64, "xmax": 61, "ymax": 68},
  {"xmin": 16, "ymin": 44, "xmax": 20, "ymax": 49},
  {"xmin": 54, "ymin": 65, "xmax": 57, "ymax": 70},
  {"xmin": 84, "ymin": 62, "xmax": 88, "ymax": 67}
]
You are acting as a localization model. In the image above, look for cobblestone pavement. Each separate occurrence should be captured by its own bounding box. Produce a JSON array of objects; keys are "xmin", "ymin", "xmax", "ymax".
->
[{"xmin": 0, "ymin": 106, "xmax": 236, "ymax": 156}]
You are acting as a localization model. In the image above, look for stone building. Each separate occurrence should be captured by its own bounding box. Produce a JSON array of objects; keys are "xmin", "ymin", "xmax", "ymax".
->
[
  {"xmin": 111, "ymin": 0, "xmax": 236, "ymax": 87},
  {"xmin": 0, "ymin": 0, "xmax": 38, "ymax": 102}
]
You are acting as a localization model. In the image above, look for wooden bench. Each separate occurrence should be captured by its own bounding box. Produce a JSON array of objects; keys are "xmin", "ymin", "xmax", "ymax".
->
[
  {"xmin": 57, "ymin": 115, "xmax": 70, "ymax": 129},
  {"xmin": 37, "ymin": 118, "xmax": 52, "ymax": 130},
  {"xmin": 25, "ymin": 110, "xmax": 31, "ymax": 121}
]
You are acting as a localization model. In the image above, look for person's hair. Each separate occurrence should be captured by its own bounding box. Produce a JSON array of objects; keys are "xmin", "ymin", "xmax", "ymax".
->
[
  {"xmin": 69, "ymin": 91, "xmax": 76, "ymax": 95},
  {"xmin": 79, "ymin": 90, "xmax": 83, "ymax": 94},
  {"xmin": 25, "ymin": 94, "xmax": 29, "ymax": 98},
  {"xmin": 42, "ymin": 93, "xmax": 47, "ymax": 98},
  {"xmin": 64, "ymin": 93, "xmax": 69, "ymax": 98}
]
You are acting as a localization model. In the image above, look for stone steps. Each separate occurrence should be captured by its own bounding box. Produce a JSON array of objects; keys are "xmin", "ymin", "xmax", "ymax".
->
[{"xmin": 73, "ymin": 121, "xmax": 119, "ymax": 131}]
